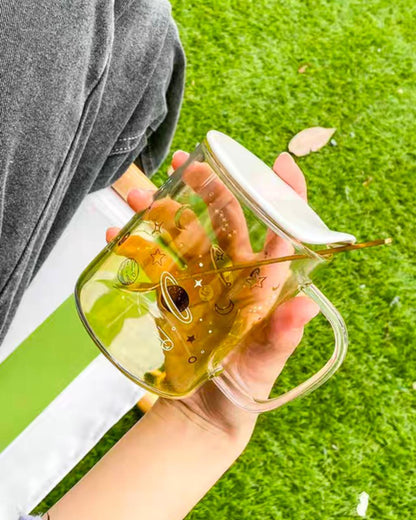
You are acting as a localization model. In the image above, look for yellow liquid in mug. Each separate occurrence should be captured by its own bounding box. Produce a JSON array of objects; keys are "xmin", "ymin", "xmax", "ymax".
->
[{"xmin": 78, "ymin": 200, "xmax": 287, "ymax": 397}]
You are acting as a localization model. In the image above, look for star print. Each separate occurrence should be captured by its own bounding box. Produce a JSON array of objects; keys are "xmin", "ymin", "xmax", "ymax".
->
[
  {"xmin": 249, "ymin": 276, "xmax": 267, "ymax": 289},
  {"xmin": 215, "ymin": 250, "xmax": 225, "ymax": 262},
  {"xmin": 150, "ymin": 248, "xmax": 166, "ymax": 265},
  {"xmin": 187, "ymin": 335, "xmax": 196, "ymax": 343},
  {"xmin": 152, "ymin": 221, "xmax": 162, "ymax": 235},
  {"xmin": 194, "ymin": 279, "xmax": 203, "ymax": 288},
  {"xmin": 245, "ymin": 268, "xmax": 267, "ymax": 289}
]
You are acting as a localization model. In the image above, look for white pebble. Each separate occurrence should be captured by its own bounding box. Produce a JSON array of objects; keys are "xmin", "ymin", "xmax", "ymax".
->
[
  {"xmin": 357, "ymin": 491, "xmax": 369, "ymax": 517},
  {"xmin": 390, "ymin": 296, "xmax": 400, "ymax": 307}
]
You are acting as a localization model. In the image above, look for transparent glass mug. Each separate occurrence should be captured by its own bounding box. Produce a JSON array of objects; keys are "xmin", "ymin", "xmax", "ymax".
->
[{"xmin": 75, "ymin": 131, "xmax": 356, "ymax": 412}]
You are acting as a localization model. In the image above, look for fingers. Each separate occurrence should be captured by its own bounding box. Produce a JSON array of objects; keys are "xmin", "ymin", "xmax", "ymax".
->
[
  {"xmin": 105, "ymin": 189, "xmax": 153, "ymax": 245},
  {"xmin": 271, "ymin": 296, "xmax": 319, "ymax": 344},
  {"xmin": 239, "ymin": 296, "xmax": 320, "ymax": 399},
  {"xmin": 172, "ymin": 149, "xmax": 254, "ymax": 261},
  {"xmin": 108, "ymin": 153, "xmax": 212, "ymax": 273},
  {"xmin": 132, "ymin": 154, "xmax": 213, "ymax": 267},
  {"xmin": 272, "ymin": 152, "xmax": 307, "ymax": 201},
  {"xmin": 181, "ymin": 159, "xmax": 253, "ymax": 261},
  {"xmin": 261, "ymin": 296, "xmax": 319, "ymax": 362},
  {"xmin": 255, "ymin": 296, "xmax": 319, "ymax": 393},
  {"xmin": 145, "ymin": 197, "xmax": 212, "ymax": 267},
  {"xmin": 171, "ymin": 150, "xmax": 189, "ymax": 170},
  {"xmin": 264, "ymin": 152, "xmax": 307, "ymax": 257},
  {"xmin": 106, "ymin": 227, "xmax": 121, "ymax": 243},
  {"xmin": 127, "ymin": 189, "xmax": 155, "ymax": 213}
]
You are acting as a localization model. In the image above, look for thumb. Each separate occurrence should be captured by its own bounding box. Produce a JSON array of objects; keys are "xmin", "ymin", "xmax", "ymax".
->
[{"xmin": 239, "ymin": 296, "xmax": 319, "ymax": 399}]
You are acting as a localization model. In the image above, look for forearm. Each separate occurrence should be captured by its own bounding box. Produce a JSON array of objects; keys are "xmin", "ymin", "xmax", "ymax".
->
[{"xmin": 47, "ymin": 399, "xmax": 253, "ymax": 520}]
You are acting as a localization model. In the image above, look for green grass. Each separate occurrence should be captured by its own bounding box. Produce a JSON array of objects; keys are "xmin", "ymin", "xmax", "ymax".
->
[{"xmin": 34, "ymin": 0, "xmax": 416, "ymax": 518}]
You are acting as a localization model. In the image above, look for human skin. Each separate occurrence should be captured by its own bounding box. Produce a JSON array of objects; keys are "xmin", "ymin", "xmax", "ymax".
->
[{"xmin": 45, "ymin": 151, "xmax": 318, "ymax": 520}]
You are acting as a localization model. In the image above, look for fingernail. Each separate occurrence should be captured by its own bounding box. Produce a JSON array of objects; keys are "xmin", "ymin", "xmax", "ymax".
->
[
  {"xmin": 294, "ymin": 295, "xmax": 320, "ymax": 322},
  {"xmin": 173, "ymin": 149, "xmax": 187, "ymax": 158},
  {"xmin": 306, "ymin": 302, "xmax": 320, "ymax": 321},
  {"xmin": 127, "ymin": 188, "xmax": 153, "ymax": 196}
]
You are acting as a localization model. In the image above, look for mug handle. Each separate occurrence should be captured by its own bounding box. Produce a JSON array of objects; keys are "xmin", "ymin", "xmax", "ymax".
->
[{"xmin": 212, "ymin": 283, "xmax": 348, "ymax": 413}]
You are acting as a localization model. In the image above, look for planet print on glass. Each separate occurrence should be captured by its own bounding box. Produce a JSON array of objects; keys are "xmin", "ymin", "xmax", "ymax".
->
[
  {"xmin": 156, "ymin": 326, "xmax": 174, "ymax": 351},
  {"xmin": 199, "ymin": 284, "xmax": 214, "ymax": 302},
  {"xmin": 117, "ymin": 258, "xmax": 139, "ymax": 285},
  {"xmin": 160, "ymin": 272, "xmax": 192, "ymax": 324}
]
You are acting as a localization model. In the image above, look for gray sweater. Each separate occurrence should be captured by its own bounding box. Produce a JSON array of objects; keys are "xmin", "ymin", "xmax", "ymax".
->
[{"xmin": 0, "ymin": 0, "xmax": 185, "ymax": 347}]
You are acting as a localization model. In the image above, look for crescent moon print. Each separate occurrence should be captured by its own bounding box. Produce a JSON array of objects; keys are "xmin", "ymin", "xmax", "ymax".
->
[
  {"xmin": 199, "ymin": 284, "xmax": 214, "ymax": 302},
  {"xmin": 214, "ymin": 299, "xmax": 235, "ymax": 315},
  {"xmin": 174, "ymin": 204, "xmax": 192, "ymax": 230},
  {"xmin": 160, "ymin": 271, "xmax": 193, "ymax": 324},
  {"xmin": 156, "ymin": 326, "xmax": 174, "ymax": 351}
]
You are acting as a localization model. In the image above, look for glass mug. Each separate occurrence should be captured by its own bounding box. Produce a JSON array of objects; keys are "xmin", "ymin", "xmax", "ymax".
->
[{"xmin": 75, "ymin": 131, "xmax": 356, "ymax": 413}]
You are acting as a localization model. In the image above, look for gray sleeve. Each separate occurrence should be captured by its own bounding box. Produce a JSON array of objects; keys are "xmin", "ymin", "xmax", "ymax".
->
[
  {"xmin": 88, "ymin": 2, "xmax": 186, "ymax": 191},
  {"xmin": 137, "ymin": 19, "xmax": 186, "ymax": 175},
  {"xmin": 0, "ymin": 0, "xmax": 184, "ymax": 354}
]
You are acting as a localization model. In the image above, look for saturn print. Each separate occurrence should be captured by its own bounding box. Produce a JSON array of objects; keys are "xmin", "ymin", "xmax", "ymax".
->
[{"xmin": 160, "ymin": 271, "xmax": 193, "ymax": 324}]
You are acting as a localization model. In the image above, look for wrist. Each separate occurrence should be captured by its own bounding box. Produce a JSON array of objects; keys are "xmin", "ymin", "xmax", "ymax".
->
[{"xmin": 147, "ymin": 397, "xmax": 255, "ymax": 457}]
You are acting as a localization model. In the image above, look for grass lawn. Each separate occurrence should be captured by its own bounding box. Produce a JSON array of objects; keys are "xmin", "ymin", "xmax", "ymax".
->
[{"xmin": 34, "ymin": 0, "xmax": 416, "ymax": 518}]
